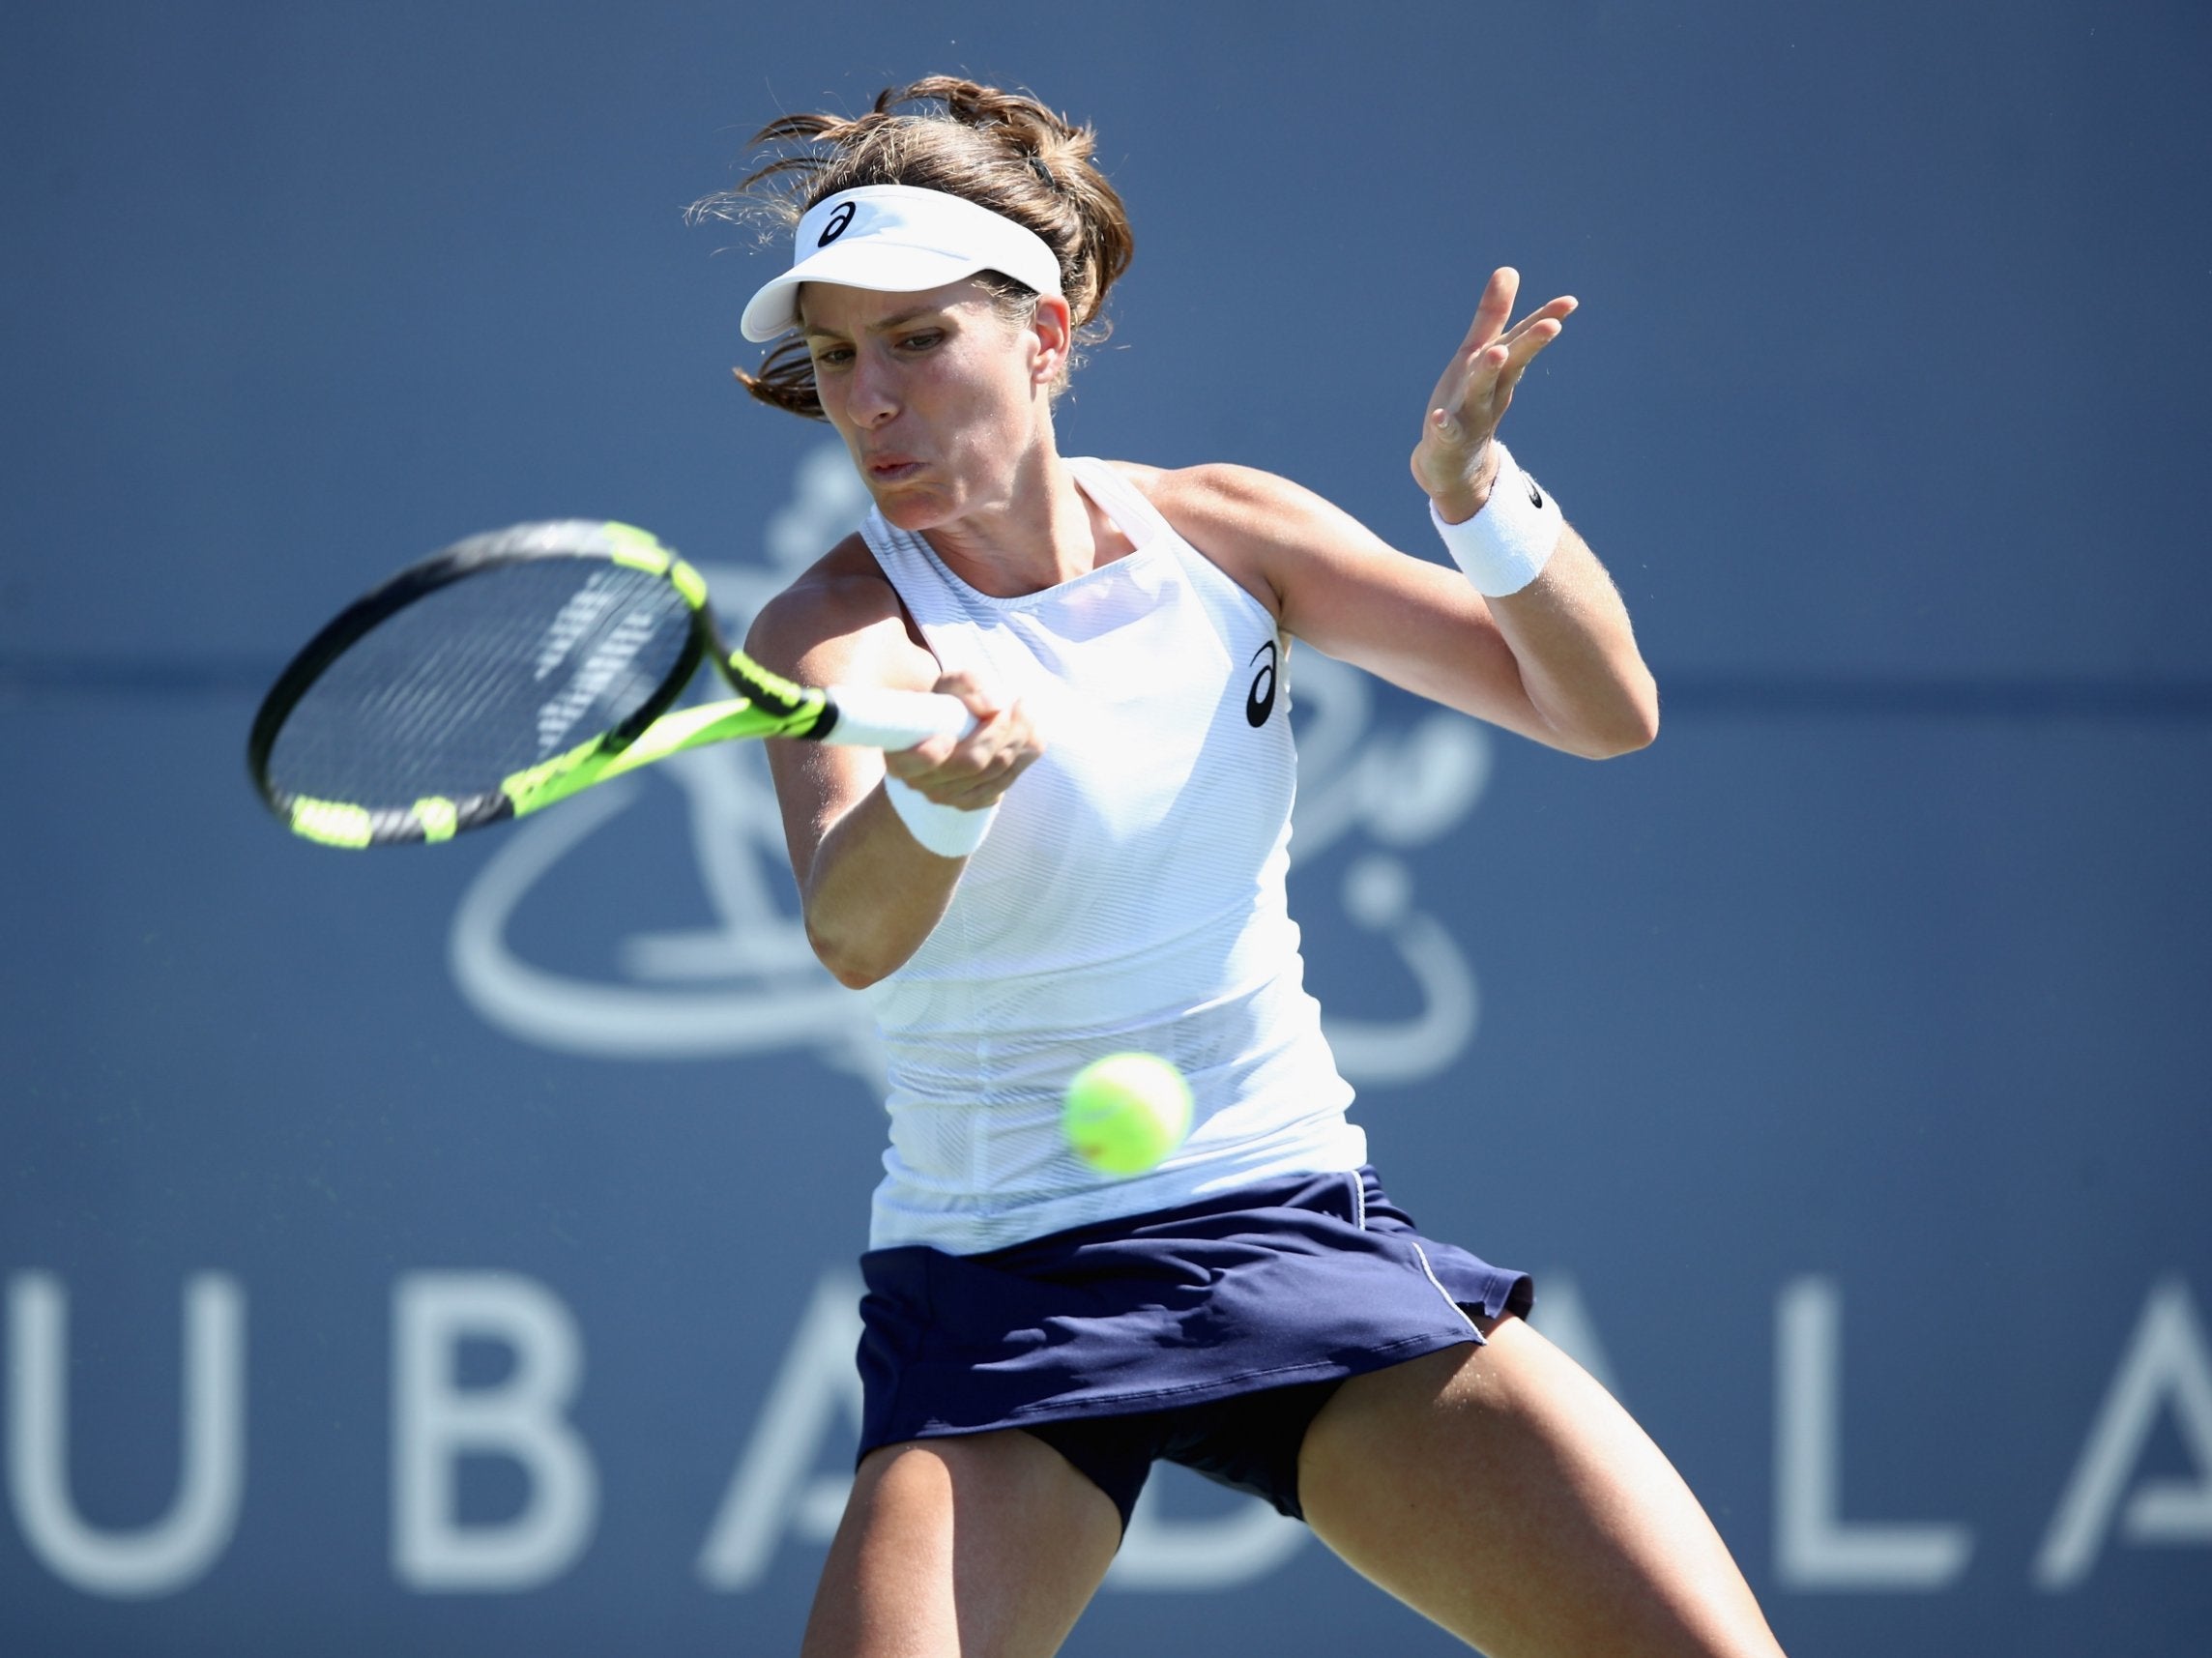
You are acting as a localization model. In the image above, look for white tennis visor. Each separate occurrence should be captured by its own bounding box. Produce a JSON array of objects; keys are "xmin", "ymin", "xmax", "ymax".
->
[{"xmin": 740, "ymin": 185, "xmax": 1064, "ymax": 342}]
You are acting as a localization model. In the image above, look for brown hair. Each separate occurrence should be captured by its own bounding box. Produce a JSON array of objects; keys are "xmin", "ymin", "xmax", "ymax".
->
[{"xmin": 693, "ymin": 77, "xmax": 1135, "ymax": 420}]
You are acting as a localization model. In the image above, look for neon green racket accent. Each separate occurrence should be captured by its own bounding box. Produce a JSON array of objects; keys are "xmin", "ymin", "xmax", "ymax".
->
[
  {"xmin": 602, "ymin": 522, "xmax": 672, "ymax": 574},
  {"xmin": 499, "ymin": 689, "xmax": 830, "ymax": 819},
  {"xmin": 289, "ymin": 797, "xmax": 375, "ymax": 849},
  {"xmin": 668, "ymin": 558, "xmax": 709, "ymax": 610},
  {"xmin": 414, "ymin": 798, "xmax": 459, "ymax": 843},
  {"xmin": 724, "ymin": 649, "xmax": 816, "ymax": 716}
]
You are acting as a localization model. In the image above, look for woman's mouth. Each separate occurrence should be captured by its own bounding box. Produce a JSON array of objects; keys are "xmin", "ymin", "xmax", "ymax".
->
[{"xmin": 866, "ymin": 457, "xmax": 923, "ymax": 483}]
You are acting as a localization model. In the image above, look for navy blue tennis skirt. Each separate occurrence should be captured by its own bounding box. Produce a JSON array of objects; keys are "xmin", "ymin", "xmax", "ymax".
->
[{"xmin": 856, "ymin": 1166, "xmax": 1532, "ymax": 1469}]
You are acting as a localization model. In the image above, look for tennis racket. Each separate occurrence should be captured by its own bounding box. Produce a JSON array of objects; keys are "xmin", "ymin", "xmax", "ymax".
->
[{"xmin": 247, "ymin": 519, "xmax": 969, "ymax": 848}]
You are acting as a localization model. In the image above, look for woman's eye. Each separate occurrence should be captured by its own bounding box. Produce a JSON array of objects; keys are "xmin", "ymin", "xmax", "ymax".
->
[
  {"xmin": 812, "ymin": 345, "xmax": 854, "ymax": 367},
  {"xmin": 898, "ymin": 331, "xmax": 944, "ymax": 352}
]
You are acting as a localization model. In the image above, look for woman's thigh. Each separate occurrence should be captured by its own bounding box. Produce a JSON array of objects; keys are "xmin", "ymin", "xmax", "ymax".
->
[
  {"xmin": 801, "ymin": 1429, "xmax": 1122, "ymax": 1658},
  {"xmin": 1297, "ymin": 1318, "xmax": 1788, "ymax": 1658}
]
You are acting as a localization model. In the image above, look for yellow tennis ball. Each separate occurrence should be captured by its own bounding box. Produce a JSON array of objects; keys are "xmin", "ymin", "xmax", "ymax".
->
[{"xmin": 1062, "ymin": 1053, "xmax": 1193, "ymax": 1176}]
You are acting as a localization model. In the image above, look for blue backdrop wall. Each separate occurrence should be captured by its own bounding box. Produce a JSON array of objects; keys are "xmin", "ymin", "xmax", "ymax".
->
[{"xmin": 3, "ymin": 3, "xmax": 2208, "ymax": 1653}]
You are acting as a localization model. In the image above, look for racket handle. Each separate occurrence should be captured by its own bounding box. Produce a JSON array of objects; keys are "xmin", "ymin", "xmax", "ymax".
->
[{"xmin": 823, "ymin": 685, "xmax": 975, "ymax": 751}]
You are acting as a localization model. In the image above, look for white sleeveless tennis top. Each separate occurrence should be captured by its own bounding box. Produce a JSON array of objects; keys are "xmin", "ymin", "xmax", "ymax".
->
[{"xmin": 859, "ymin": 455, "xmax": 1365, "ymax": 1253}]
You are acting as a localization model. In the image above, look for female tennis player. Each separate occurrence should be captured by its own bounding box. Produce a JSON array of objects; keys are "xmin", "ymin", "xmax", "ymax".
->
[{"xmin": 719, "ymin": 77, "xmax": 1787, "ymax": 1658}]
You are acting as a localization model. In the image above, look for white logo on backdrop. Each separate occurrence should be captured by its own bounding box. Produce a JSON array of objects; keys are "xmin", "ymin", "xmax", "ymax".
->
[{"xmin": 449, "ymin": 444, "xmax": 1490, "ymax": 1085}]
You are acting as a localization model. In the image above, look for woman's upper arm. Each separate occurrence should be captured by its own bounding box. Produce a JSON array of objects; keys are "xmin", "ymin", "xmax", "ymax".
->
[
  {"xmin": 742, "ymin": 540, "xmax": 941, "ymax": 887},
  {"xmin": 1139, "ymin": 463, "xmax": 1553, "ymax": 742}
]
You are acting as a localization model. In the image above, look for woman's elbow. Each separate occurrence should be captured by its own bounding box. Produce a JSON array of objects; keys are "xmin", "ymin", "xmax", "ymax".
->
[
  {"xmin": 809, "ymin": 928, "xmax": 889, "ymax": 990},
  {"xmin": 824, "ymin": 958, "xmax": 888, "ymax": 992},
  {"xmin": 1568, "ymin": 679, "xmax": 1661, "ymax": 759},
  {"xmin": 1612, "ymin": 688, "xmax": 1663, "ymax": 755},
  {"xmin": 805, "ymin": 916, "xmax": 910, "ymax": 991}
]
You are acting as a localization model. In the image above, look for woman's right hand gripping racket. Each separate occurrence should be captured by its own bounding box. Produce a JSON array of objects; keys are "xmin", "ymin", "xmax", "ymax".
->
[{"xmin": 247, "ymin": 520, "xmax": 971, "ymax": 848}]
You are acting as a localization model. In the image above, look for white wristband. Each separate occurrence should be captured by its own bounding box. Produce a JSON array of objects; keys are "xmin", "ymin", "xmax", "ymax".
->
[
  {"xmin": 884, "ymin": 774, "xmax": 999, "ymax": 859},
  {"xmin": 1429, "ymin": 442, "xmax": 1564, "ymax": 597}
]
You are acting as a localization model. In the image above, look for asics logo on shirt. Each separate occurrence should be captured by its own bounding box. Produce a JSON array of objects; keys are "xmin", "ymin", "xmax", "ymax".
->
[{"xmin": 1246, "ymin": 640, "xmax": 1278, "ymax": 727}]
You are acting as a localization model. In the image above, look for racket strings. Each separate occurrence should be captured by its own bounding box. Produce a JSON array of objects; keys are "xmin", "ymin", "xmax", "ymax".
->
[{"xmin": 264, "ymin": 560, "xmax": 696, "ymax": 809}]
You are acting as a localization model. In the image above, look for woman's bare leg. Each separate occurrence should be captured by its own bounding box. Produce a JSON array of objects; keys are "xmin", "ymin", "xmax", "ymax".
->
[
  {"xmin": 1298, "ymin": 1318, "xmax": 1788, "ymax": 1657},
  {"xmin": 801, "ymin": 1429, "xmax": 1122, "ymax": 1658}
]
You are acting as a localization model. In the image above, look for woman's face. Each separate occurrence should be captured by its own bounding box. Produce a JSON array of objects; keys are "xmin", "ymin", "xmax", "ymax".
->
[{"xmin": 799, "ymin": 276, "xmax": 1064, "ymax": 533}]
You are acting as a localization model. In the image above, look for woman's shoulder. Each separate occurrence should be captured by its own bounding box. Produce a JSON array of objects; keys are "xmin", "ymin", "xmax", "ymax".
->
[
  {"xmin": 1098, "ymin": 458, "xmax": 1293, "ymax": 513},
  {"xmin": 1095, "ymin": 459, "xmax": 1348, "ymax": 615},
  {"xmin": 744, "ymin": 532, "xmax": 924, "ymax": 682},
  {"xmin": 1100, "ymin": 459, "xmax": 1342, "ymax": 548}
]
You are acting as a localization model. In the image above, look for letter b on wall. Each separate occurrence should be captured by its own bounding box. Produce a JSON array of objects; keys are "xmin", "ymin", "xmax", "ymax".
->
[{"xmin": 392, "ymin": 1272, "xmax": 597, "ymax": 1591}]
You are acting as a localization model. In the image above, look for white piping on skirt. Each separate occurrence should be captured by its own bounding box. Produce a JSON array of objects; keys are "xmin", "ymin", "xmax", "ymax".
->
[
  {"xmin": 1349, "ymin": 1173, "xmax": 1367, "ymax": 1231},
  {"xmin": 1410, "ymin": 1239, "xmax": 1483, "ymax": 1334}
]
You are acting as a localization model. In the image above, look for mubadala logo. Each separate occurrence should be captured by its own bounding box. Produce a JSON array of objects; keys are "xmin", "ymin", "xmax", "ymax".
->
[
  {"xmin": 11, "ymin": 1267, "xmax": 2206, "ymax": 1598},
  {"xmin": 449, "ymin": 443, "xmax": 1494, "ymax": 1087}
]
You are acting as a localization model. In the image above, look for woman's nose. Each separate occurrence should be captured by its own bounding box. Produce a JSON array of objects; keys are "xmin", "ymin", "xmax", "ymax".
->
[{"xmin": 848, "ymin": 350, "xmax": 899, "ymax": 426}]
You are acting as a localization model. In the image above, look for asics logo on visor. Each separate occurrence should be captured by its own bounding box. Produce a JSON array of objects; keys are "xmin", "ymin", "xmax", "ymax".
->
[{"xmin": 817, "ymin": 201, "xmax": 858, "ymax": 247}]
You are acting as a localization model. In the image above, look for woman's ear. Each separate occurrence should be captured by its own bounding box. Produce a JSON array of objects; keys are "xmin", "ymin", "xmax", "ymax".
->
[{"xmin": 1028, "ymin": 294, "xmax": 1074, "ymax": 387}]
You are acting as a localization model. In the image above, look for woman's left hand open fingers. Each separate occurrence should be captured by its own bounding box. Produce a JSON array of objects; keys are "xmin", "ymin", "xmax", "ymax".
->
[{"xmin": 1413, "ymin": 273, "xmax": 1577, "ymax": 496}]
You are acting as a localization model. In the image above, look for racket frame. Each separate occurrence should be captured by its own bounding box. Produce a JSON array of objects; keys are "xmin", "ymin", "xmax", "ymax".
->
[{"xmin": 248, "ymin": 522, "xmax": 832, "ymax": 848}]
